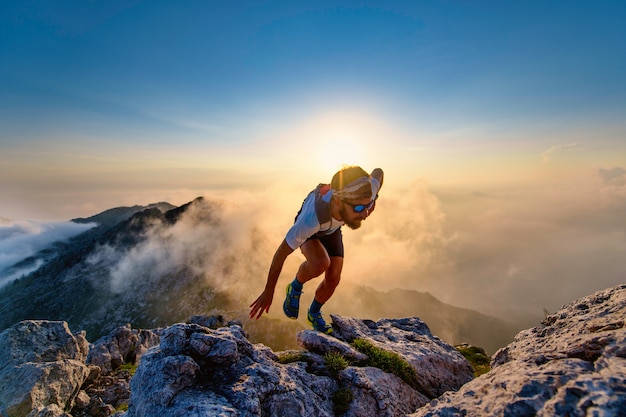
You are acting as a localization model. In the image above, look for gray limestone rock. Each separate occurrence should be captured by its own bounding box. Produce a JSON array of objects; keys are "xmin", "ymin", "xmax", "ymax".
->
[
  {"xmin": 86, "ymin": 324, "xmax": 160, "ymax": 373},
  {"xmin": 127, "ymin": 315, "xmax": 469, "ymax": 416},
  {"xmin": 296, "ymin": 330, "xmax": 368, "ymax": 362},
  {"xmin": 409, "ymin": 284, "xmax": 626, "ymax": 416},
  {"xmin": 0, "ymin": 321, "xmax": 90, "ymax": 417},
  {"xmin": 25, "ymin": 404, "xmax": 72, "ymax": 417},
  {"xmin": 331, "ymin": 315, "xmax": 474, "ymax": 398},
  {"xmin": 341, "ymin": 366, "xmax": 429, "ymax": 417},
  {"xmin": 7, "ymin": 285, "xmax": 624, "ymax": 417}
]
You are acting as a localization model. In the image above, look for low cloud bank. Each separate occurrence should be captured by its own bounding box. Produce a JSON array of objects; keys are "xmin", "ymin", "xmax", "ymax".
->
[
  {"xmin": 0, "ymin": 219, "xmax": 96, "ymax": 286},
  {"xmin": 83, "ymin": 186, "xmax": 298, "ymax": 308},
  {"xmin": 83, "ymin": 166, "xmax": 626, "ymax": 322},
  {"xmin": 342, "ymin": 166, "xmax": 626, "ymax": 320},
  {"xmin": 9, "ymin": 165, "xmax": 625, "ymax": 324}
]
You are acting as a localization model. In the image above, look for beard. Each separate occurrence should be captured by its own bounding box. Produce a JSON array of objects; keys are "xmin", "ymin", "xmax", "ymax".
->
[
  {"xmin": 346, "ymin": 219, "xmax": 362, "ymax": 230},
  {"xmin": 340, "ymin": 205, "xmax": 363, "ymax": 230}
]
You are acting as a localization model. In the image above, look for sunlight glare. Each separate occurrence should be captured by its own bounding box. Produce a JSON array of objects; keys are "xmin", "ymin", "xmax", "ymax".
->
[{"xmin": 303, "ymin": 110, "xmax": 379, "ymax": 176}]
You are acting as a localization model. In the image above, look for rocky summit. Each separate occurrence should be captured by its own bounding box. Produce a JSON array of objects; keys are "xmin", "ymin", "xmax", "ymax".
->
[
  {"xmin": 410, "ymin": 283, "xmax": 626, "ymax": 416},
  {"xmin": 1, "ymin": 284, "xmax": 625, "ymax": 417}
]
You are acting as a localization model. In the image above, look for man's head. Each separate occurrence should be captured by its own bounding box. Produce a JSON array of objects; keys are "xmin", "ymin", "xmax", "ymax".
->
[
  {"xmin": 331, "ymin": 166, "xmax": 373, "ymax": 230},
  {"xmin": 331, "ymin": 166, "xmax": 372, "ymax": 200}
]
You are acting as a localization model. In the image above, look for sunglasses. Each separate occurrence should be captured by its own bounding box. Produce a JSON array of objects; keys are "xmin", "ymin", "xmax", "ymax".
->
[{"xmin": 342, "ymin": 198, "xmax": 376, "ymax": 213}]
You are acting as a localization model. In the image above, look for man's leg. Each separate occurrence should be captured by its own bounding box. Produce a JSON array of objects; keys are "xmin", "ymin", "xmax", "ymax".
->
[
  {"xmin": 313, "ymin": 256, "xmax": 343, "ymax": 304},
  {"xmin": 306, "ymin": 257, "xmax": 342, "ymax": 334},
  {"xmin": 297, "ymin": 239, "xmax": 331, "ymax": 282},
  {"xmin": 283, "ymin": 239, "xmax": 329, "ymax": 319}
]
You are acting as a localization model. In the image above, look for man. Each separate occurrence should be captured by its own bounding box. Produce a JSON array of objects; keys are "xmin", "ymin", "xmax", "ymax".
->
[{"xmin": 249, "ymin": 166, "xmax": 384, "ymax": 333}]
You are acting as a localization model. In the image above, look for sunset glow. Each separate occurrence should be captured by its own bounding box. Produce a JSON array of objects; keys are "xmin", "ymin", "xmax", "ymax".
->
[{"xmin": 1, "ymin": 1, "xmax": 625, "ymax": 318}]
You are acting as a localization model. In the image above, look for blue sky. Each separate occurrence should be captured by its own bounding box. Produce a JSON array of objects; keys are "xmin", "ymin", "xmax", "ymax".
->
[
  {"xmin": 3, "ymin": 2, "xmax": 624, "ymax": 157},
  {"xmin": 1, "ymin": 0, "xmax": 626, "ymax": 317}
]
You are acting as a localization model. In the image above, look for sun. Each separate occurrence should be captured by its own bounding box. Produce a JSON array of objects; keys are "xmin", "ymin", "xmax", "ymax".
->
[
  {"xmin": 316, "ymin": 135, "xmax": 370, "ymax": 173},
  {"xmin": 304, "ymin": 111, "xmax": 378, "ymax": 175}
]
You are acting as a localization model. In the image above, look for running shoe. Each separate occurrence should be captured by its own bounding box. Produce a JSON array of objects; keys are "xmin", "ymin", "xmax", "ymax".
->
[
  {"xmin": 283, "ymin": 282, "xmax": 302, "ymax": 319},
  {"xmin": 307, "ymin": 310, "xmax": 333, "ymax": 334}
]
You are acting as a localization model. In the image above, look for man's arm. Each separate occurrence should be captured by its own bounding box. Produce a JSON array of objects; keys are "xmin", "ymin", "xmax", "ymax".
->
[{"xmin": 249, "ymin": 239, "xmax": 295, "ymax": 320}]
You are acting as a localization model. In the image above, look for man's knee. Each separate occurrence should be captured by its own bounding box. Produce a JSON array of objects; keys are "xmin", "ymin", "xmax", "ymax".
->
[{"xmin": 308, "ymin": 256, "xmax": 331, "ymax": 276}]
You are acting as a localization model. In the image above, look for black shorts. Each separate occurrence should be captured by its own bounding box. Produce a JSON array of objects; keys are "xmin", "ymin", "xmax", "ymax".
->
[{"xmin": 307, "ymin": 228, "xmax": 344, "ymax": 258}]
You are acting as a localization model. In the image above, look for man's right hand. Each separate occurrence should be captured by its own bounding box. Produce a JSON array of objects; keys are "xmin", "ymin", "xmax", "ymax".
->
[{"xmin": 249, "ymin": 289, "xmax": 274, "ymax": 320}]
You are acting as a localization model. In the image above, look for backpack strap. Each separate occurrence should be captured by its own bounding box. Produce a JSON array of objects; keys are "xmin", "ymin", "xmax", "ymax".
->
[{"xmin": 314, "ymin": 183, "xmax": 332, "ymax": 232}]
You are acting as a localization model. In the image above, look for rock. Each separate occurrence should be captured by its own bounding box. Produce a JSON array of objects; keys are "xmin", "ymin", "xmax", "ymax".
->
[
  {"xmin": 409, "ymin": 284, "xmax": 626, "ymax": 416},
  {"xmin": 8, "ymin": 284, "xmax": 625, "ymax": 417},
  {"xmin": 25, "ymin": 404, "xmax": 72, "ymax": 417},
  {"xmin": 128, "ymin": 322, "xmax": 341, "ymax": 416},
  {"xmin": 0, "ymin": 321, "xmax": 89, "ymax": 368},
  {"xmin": 331, "ymin": 315, "xmax": 474, "ymax": 398},
  {"xmin": 340, "ymin": 367, "xmax": 429, "ymax": 416},
  {"xmin": 0, "ymin": 321, "xmax": 90, "ymax": 417},
  {"xmin": 188, "ymin": 315, "xmax": 225, "ymax": 329},
  {"xmin": 73, "ymin": 391, "xmax": 91, "ymax": 410},
  {"xmin": 75, "ymin": 324, "xmax": 158, "ymax": 416},
  {"xmin": 127, "ymin": 315, "xmax": 469, "ymax": 416},
  {"xmin": 87, "ymin": 324, "xmax": 160, "ymax": 373},
  {"xmin": 84, "ymin": 396, "xmax": 117, "ymax": 417},
  {"xmin": 297, "ymin": 330, "xmax": 368, "ymax": 362}
]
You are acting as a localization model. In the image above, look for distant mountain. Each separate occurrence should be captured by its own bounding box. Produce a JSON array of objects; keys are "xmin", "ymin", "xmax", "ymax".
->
[
  {"xmin": 71, "ymin": 202, "xmax": 177, "ymax": 228},
  {"xmin": 325, "ymin": 285, "xmax": 521, "ymax": 354},
  {"xmin": 0, "ymin": 198, "xmax": 527, "ymax": 354}
]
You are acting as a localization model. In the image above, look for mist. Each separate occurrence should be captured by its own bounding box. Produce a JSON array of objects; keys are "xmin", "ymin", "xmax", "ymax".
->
[
  {"xmin": 83, "ymin": 187, "xmax": 299, "ymax": 311},
  {"xmin": 79, "ymin": 166, "xmax": 626, "ymax": 324},
  {"xmin": 0, "ymin": 219, "xmax": 96, "ymax": 286},
  {"xmin": 342, "ymin": 167, "xmax": 626, "ymax": 320}
]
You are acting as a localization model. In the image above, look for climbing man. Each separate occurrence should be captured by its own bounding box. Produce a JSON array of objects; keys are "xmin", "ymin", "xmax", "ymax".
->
[{"xmin": 249, "ymin": 165, "xmax": 384, "ymax": 333}]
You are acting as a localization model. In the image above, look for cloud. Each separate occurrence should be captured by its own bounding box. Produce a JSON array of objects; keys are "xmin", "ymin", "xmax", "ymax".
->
[
  {"xmin": 599, "ymin": 166, "xmax": 626, "ymax": 186},
  {"xmin": 341, "ymin": 179, "xmax": 455, "ymax": 290},
  {"xmin": 541, "ymin": 142, "xmax": 581, "ymax": 163},
  {"xmin": 66, "ymin": 170, "xmax": 626, "ymax": 325},
  {"xmin": 426, "ymin": 175, "xmax": 625, "ymax": 319},
  {"xmin": 83, "ymin": 185, "xmax": 299, "ymax": 302},
  {"xmin": 0, "ymin": 219, "xmax": 96, "ymax": 286},
  {"xmin": 326, "ymin": 170, "xmax": 626, "ymax": 322}
]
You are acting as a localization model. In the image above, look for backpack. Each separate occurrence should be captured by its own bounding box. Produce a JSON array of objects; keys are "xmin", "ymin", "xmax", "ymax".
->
[
  {"xmin": 314, "ymin": 183, "xmax": 332, "ymax": 233},
  {"xmin": 294, "ymin": 183, "xmax": 333, "ymax": 234}
]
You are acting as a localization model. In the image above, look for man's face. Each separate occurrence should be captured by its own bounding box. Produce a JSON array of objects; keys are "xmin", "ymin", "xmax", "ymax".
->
[{"xmin": 340, "ymin": 197, "xmax": 372, "ymax": 230}]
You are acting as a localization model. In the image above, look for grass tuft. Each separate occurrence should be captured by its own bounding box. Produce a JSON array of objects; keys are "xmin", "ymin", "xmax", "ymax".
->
[
  {"xmin": 117, "ymin": 362, "xmax": 138, "ymax": 376},
  {"xmin": 324, "ymin": 351, "xmax": 349, "ymax": 377},
  {"xmin": 275, "ymin": 351, "xmax": 309, "ymax": 365},
  {"xmin": 332, "ymin": 387, "xmax": 354, "ymax": 415},
  {"xmin": 456, "ymin": 345, "xmax": 491, "ymax": 377},
  {"xmin": 115, "ymin": 402, "xmax": 129, "ymax": 412},
  {"xmin": 352, "ymin": 338, "xmax": 420, "ymax": 390}
]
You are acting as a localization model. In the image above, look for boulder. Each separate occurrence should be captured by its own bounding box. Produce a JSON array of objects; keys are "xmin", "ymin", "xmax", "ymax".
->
[
  {"xmin": 340, "ymin": 366, "xmax": 429, "ymax": 417},
  {"xmin": 127, "ymin": 315, "xmax": 469, "ymax": 416},
  {"xmin": 331, "ymin": 315, "xmax": 474, "ymax": 398},
  {"xmin": 10, "ymin": 284, "xmax": 626, "ymax": 417},
  {"xmin": 296, "ymin": 330, "xmax": 368, "ymax": 362},
  {"xmin": 0, "ymin": 321, "xmax": 90, "ymax": 417},
  {"xmin": 128, "ymin": 323, "xmax": 338, "ymax": 416},
  {"xmin": 409, "ymin": 284, "xmax": 626, "ymax": 416},
  {"xmin": 86, "ymin": 324, "xmax": 160, "ymax": 373},
  {"xmin": 25, "ymin": 404, "xmax": 72, "ymax": 417}
]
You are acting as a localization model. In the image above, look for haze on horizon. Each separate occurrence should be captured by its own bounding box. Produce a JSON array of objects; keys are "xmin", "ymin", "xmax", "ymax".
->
[{"xmin": 1, "ymin": 2, "xmax": 625, "ymax": 322}]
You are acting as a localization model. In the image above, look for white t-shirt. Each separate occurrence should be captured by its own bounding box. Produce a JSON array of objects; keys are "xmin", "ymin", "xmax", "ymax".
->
[{"xmin": 284, "ymin": 177, "xmax": 381, "ymax": 250}]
